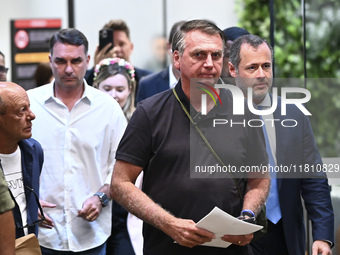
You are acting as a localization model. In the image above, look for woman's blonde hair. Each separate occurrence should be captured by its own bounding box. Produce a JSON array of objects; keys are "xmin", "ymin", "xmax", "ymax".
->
[{"xmin": 93, "ymin": 58, "xmax": 136, "ymax": 120}]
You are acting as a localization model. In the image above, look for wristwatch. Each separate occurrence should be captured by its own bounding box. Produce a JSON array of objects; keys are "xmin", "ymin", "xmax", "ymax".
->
[
  {"xmin": 238, "ymin": 209, "xmax": 256, "ymax": 224},
  {"xmin": 94, "ymin": 192, "xmax": 109, "ymax": 207},
  {"xmin": 241, "ymin": 209, "xmax": 255, "ymax": 218}
]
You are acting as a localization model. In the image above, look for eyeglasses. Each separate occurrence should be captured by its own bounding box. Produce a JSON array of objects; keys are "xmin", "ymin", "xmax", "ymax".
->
[
  {"xmin": 14, "ymin": 185, "xmax": 46, "ymax": 229},
  {"xmin": 0, "ymin": 65, "xmax": 8, "ymax": 74}
]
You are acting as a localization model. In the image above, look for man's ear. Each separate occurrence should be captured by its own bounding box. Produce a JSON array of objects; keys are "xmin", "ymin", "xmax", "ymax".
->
[
  {"xmin": 228, "ymin": 62, "xmax": 237, "ymax": 77},
  {"xmin": 173, "ymin": 50, "xmax": 180, "ymax": 70},
  {"xmin": 49, "ymin": 55, "xmax": 53, "ymax": 69}
]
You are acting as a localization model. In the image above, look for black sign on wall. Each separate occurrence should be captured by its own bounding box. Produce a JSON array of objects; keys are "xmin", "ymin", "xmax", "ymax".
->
[{"xmin": 10, "ymin": 19, "xmax": 61, "ymax": 90}]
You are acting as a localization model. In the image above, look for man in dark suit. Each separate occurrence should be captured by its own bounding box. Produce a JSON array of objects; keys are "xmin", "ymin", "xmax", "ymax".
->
[
  {"xmin": 228, "ymin": 34, "xmax": 334, "ymax": 255},
  {"xmin": 85, "ymin": 19, "xmax": 151, "ymax": 100},
  {"xmin": 136, "ymin": 21, "xmax": 184, "ymax": 103},
  {"xmin": 136, "ymin": 65, "xmax": 173, "ymax": 103}
]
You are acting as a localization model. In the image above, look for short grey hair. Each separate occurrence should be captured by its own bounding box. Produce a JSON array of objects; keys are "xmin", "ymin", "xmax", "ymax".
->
[{"xmin": 172, "ymin": 20, "xmax": 226, "ymax": 55}]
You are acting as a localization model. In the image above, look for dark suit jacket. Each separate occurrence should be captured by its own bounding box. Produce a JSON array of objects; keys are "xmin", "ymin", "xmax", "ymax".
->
[
  {"xmin": 136, "ymin": 68, "xmax": 170, "ymax": 103},
  {"xmin": 266, "ymin": 96, "xmax": 334, "ymax": 254},
  {"xmin": 134, "ymin": 67, "xmax": 152, "ymax": 98},
  {"xmin": 12, "ymin": 138, "xmax": 44, "ymax": 238}
]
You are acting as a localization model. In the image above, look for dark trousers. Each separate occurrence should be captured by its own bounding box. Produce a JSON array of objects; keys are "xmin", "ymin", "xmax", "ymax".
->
[
  {"xmin": 250, "ymin": 220, "xmax": 289, "ymax": 255},
  {"xmin": 106, "ymin": 200, "xmax": 135, "ymax": 255}
]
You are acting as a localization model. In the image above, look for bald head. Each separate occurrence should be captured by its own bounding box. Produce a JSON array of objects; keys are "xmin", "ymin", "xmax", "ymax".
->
[
  {"xmin": 0, "ymin": 82, "xmax": 27, "ymax": 114},
  {"xmin": 0, "ymin": 81, "xmax": 25, "ymax": 90},
  {"xmin": 0, "ymin": 82, "xmax": 35, "ymax": 153}
]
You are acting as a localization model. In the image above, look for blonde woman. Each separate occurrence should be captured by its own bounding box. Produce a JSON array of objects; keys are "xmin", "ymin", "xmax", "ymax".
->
[{"xmin": 94, "ymin": 57, "xmax": 136, "ymax": 121}]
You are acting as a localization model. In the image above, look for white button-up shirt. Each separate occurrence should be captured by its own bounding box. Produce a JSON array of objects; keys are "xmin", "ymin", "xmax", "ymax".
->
[{"xmin": 27, "ymin": 80, "xmax": 127, "ymax": 252}]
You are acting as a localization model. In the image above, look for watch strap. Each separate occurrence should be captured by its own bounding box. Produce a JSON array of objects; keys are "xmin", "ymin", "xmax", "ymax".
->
[{"xmin": 94, "ymin": 192, "xmax": 109, "ymax": 207}]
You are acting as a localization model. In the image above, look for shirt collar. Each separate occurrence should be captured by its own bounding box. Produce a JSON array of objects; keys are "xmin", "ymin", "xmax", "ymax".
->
[
  {"xmin": 44, "ymin": 79, "xmax": 92, "ymax": 104},
  {"xmin": 257, "ymin": 93, "xmax": 271, "ymax": 108},
  {"xmin": 174, "ymin": 81, "xmax": 229, "ymax": 121},
  {"xmin": 169, "ymin": 64, "xmax": 178, "ymax": 89},
  {"xmin": 80, "ymin": 80, "xmax": 93, "ymax": 103}
]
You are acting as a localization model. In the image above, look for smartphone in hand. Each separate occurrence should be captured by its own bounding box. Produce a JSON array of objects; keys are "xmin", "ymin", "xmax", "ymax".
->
[{"xmin": 99, "ymin": 28, "xmax": 114, "ymax": 54}]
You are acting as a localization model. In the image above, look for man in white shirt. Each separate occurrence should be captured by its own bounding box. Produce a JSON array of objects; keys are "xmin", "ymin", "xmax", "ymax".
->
[{"xmin": 27, "ymin": 28, "xmax": 127, "ymax": 255}]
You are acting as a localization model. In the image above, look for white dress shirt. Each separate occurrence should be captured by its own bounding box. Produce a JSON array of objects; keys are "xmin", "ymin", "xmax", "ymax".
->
[
  {"xmin": 27, "ymin": 80, "xmax": 127, "ymax": 252},
  {"xmin": 168, "ymin": 64, "xmax": 178, "ymax": 89}
]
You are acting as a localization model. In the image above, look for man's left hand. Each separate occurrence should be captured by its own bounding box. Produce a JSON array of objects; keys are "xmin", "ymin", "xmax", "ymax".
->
[
  {"xmin": 312, "ymin": 240, "xmax": 332, "ymax": 255},
  {"xmin": 77, "ymin": 196, "xmax": 102, "ymax": 222}
]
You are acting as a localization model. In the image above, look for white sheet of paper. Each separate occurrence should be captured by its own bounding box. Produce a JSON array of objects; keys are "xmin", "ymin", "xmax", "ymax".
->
[{"xmin": 195, "ymin": 206, "xmax": 263, "ymax": 248}]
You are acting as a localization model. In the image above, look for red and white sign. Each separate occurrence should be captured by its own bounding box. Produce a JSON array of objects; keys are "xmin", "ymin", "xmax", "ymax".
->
[{"xmin": 14, "ymin": 30, "xmax": 29, "ymax": 49}]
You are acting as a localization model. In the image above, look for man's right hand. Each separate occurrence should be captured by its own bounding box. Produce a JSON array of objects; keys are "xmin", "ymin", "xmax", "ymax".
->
[
  {"xmin": 38, "ymin": 200, "xmax": 56, "ymax": 229},
  {"xmin": 94, "ymin": 44, "xmax": 117, "ymax": 66},
  {"xmin": 111, "ymin": 160, "xmax": 215, "ymax": 248},
  {"xmin": 164, "ymin": 218, "xmax": 215, "ymax": 248}
]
